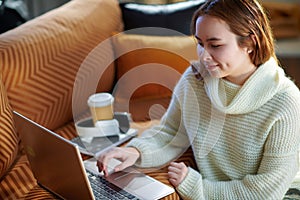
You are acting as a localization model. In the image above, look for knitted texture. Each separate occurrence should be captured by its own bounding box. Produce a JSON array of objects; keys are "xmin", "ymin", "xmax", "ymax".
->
[{"xmin": 128, "ymin": 58, "xmax": 300, "ymax": 199}]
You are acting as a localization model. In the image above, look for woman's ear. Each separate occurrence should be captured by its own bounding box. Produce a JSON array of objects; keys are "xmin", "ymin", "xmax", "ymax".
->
[
  {"xmin": 245, "ymin": 33, "xmax": 256, "ymax": 54},
  {"xmin": 249, "ymin": 33, "xmax": 257, "ymax": 50}
]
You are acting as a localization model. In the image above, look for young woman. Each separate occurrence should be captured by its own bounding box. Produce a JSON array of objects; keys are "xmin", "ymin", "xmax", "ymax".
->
[{"xmin": 98, "ymin": 0, "xmax": 300, "ymax": 199}]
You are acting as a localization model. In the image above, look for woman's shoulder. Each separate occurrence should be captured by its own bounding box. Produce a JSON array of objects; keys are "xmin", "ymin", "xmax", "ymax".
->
[
  {"xmin": 280, "ymin": 77, "xmax": 300, "ymax": 99},
  {"xmin": 274, "ymin": 78, "xmax": 300, "ymax": 112}
]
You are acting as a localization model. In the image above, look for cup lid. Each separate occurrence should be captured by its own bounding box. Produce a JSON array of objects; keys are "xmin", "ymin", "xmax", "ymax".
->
[{"xmin": 87, "ymin": 93, "xmax": 114, "ymax": 107}]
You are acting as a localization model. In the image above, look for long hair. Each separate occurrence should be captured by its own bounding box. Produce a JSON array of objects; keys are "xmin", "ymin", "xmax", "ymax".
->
[{"xmin": 191, "ymin": 0, "xmax": 277, "ymax": 66}]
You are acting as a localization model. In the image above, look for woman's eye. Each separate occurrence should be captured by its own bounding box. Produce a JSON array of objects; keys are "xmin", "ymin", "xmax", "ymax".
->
[{"xmin": 211, "ymin": 44, "xmax": 221, "ymax": 48}]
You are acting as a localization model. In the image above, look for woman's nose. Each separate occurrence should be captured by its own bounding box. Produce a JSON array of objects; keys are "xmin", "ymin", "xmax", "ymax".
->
[
  {"xmin": 197, "ymin": 47, "xmax": 212, "ymax": 62},
  {"xmin": 202, "ymin": 49, "xmax": 212, "ymax": 62}
]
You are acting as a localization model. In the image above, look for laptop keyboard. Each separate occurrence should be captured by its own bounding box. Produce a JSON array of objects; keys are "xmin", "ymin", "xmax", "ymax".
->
[{"xmin": 87, "ymin": 170, "xmax": 140, "ymax": 200}]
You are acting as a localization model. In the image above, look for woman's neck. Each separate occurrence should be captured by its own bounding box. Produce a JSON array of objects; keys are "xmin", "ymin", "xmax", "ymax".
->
[{"xmin": 224, "ymin": 63, "xmax": 257, "ymax": 85}]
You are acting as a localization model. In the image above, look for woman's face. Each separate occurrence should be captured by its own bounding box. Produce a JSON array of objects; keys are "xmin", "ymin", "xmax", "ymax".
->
[{"xmin": 195, "ymin": 15, "xmax": 256, "ymax": 85}]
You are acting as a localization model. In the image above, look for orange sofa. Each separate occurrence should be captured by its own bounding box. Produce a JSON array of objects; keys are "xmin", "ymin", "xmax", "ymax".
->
[
  {"xmin": 0, "ymin": 0, "xmax": 198, "ymax": 199},
  {"xmin": 0, "ymin": 0, "xmax": 299, "ymax": 199}
]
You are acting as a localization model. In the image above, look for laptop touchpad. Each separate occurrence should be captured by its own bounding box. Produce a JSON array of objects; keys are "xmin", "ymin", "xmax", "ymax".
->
[{"xmin": 109, "ymin": 170, "xmax": 154, "ymax": 190}]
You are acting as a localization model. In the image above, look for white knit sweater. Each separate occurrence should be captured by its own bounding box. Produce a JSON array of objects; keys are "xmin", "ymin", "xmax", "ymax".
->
[{"xmin": 127, "ymin": 58, "xmax": 300, "ymax": 199}]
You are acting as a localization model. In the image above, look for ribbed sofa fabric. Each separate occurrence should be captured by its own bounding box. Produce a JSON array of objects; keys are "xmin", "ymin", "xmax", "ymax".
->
[
  {"xmin": 0, "ymin": 0, "xmax": 123, "ymax": 131},
  {"xmin": 0, "ymin": 155, "xmax": 58, "ymax": 199},
  {"xmin": 0, "ymin": 74, "xmax": 18, "ymax": 179},
  {"xmin": 0, "ymin": 72, "xmax": 56, "ymax": 199}
]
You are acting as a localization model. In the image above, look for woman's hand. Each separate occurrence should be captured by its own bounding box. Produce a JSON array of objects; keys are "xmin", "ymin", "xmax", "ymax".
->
[
  {"xmin": 97, "ymin": 147, "xmax": 140, "ymax": 176},
  {"xmin": 168, "ymin": 162, "xmax": 188, "ymax": 187}
]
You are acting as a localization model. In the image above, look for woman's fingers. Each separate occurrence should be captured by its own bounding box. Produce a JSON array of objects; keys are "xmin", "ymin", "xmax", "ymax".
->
[
  {"xmin": 167, "ymin": 162, "xmax": 188, "ymax": 187},
  {"xmin": 97, "ymin": 147, "xmax": 121, "ymax": 175},
  {"xmin": 97, "ymin": 147, "xmax": 140, "ymax": 176}
]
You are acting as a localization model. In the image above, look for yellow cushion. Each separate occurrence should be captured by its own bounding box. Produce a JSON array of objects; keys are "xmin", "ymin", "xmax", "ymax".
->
[
  {"xmin": 0, "ymin": 74, "xmax": 18, "ymax": 178},
  {"xmin": 111, "ymin": 33, "xmax": 198, "ymax": 100}
]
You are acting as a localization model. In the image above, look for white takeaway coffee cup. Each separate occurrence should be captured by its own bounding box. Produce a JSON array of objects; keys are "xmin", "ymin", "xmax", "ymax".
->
[{"xmin": 87, "ymin": 93, "xmax": 114, "ymax": 125}]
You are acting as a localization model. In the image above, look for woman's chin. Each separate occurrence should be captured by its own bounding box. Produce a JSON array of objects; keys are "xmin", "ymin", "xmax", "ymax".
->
[{"xmin": 208, "ymin": 69, "xmax": 223, "ymax": 78}]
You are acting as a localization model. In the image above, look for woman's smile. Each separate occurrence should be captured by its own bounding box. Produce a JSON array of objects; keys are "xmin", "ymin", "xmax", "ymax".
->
[{"xmin": 206, "ymin": 64, "xmax": 219, "ymax": 71}]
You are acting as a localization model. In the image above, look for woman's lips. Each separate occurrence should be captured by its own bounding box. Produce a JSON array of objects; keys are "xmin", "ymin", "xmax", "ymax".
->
[{"xmin": 206, "ymin": 65, "xmax": 219, "ymax": 71}]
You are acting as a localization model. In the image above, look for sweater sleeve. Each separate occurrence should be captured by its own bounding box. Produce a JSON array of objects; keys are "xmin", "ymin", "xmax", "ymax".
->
[
  {"xmin": 126, "ymin": 74, "xmax": 191, "ymax": 168},
  {"xmin": 177, "ymin": 90, "xmax": 300, "ymax": 200}
]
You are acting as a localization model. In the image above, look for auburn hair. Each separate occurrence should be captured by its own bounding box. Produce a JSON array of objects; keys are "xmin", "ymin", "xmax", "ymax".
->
[{"xmin": 191, "ymin": 0, "xmax": 277, "ymax": 66}]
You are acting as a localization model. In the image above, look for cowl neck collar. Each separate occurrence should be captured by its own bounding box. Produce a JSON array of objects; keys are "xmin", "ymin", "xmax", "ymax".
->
[{"xmin": 192, "ymin": 58, "xmax": 289, "ymax": 114}]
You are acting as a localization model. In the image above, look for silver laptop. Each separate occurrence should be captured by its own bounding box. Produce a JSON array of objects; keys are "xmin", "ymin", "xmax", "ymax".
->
[{"xmin": 13, "ymin": 111, "xmax": 175, "ymax": 200}]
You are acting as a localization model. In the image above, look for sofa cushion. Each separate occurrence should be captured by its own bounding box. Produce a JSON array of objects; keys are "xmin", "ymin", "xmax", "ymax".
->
[
  {"xmin": 111, "ymin": 32, "xmax": 197, "ymax": 121},
  {"xmin": 112, "ymin": 32, "xmax": 197, "ymax": 97},
  {"xmin": 120, "ymin": 1, "xmax": 204, "ymax": 35},
  {"xmin": 0, "ymin": 0, "xmax": 123, "ymax": 130},
  {"xmin": 0, "ymin": 74, "xmax": 19, "ymax": 179}
]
